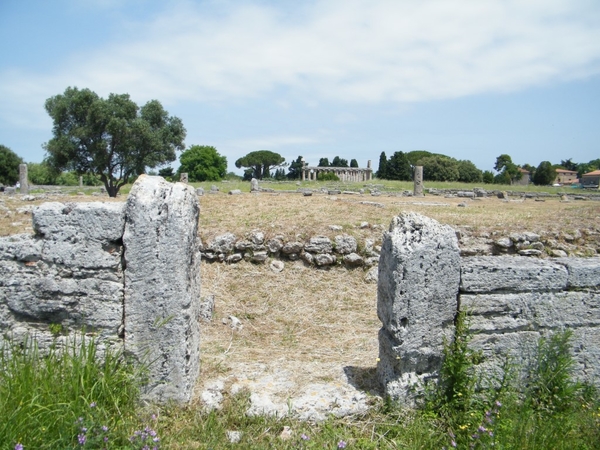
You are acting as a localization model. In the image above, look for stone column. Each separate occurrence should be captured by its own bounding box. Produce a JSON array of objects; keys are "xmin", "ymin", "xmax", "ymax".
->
[
  {"xmin": 19, "ymin": 164, "xmax": 28, "ymax": 194},
  {"xmin": 79, "ymin": 176, "xmax": 83, "ymax": 188},
  {"xmin": 413, "ymin": 166, "xmax": 424, "ymax": 197},
  {"xmin": 180, "ymin": 172, "xmax": 189, "ymax": 184},
  {"xmin": 377, "ymin": 212, "xmax": 460, "ymax": 404},
  {"xmin": 123, "ymin": 175, "xmax": 201, "ymax": 403}
]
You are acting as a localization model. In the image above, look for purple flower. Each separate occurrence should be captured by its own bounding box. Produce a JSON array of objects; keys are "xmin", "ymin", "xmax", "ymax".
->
[
  {"xmin": 14, "ymin": 444, "xmax": 23, "ymax": 450},
  {"xmin": 78, "ymin": 433, "xmax": 87, "ymax": 445},
  {"xmin": 301, "ymin": 433, "xmax": 309, "ymax": 440},
  {"xmin": 90, "ymin": 402, "xmax": 96, "ymax": 408},
  {"xmin": 104, "ymin": 436, "xmax": 109, "ymax": 442},
  {"xmin": 102, "ymin": 425, "xmax": 109, "ymax": 432},
  {"xmin": 81, "ymin": 427, "xmax": 88, "ymax": 433},
  {"xmin": 495, "ymin": 400, "xmax": 502, "ymax": 408},
  {"xmin": 338, "ymin": 440, "xmax": 347, "ymax": 448},
  {"xmin": 151, "ymin": 414, "xmax": 157, "ymax": 421},
  {"xmin": 451, "ymin": 440, "xmax": 457, "ymax": 448},
  {"xmin": 478, "ymin": 426, "xmax": 487, "ymax": 432}
]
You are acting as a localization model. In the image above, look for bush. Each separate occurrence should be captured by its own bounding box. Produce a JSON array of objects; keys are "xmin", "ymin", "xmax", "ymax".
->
[{"xmin": 317, "ymin": 172, "xmax": 340, "ymax": 181}]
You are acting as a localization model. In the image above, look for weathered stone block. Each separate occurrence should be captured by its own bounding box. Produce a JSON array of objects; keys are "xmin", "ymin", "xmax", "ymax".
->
[
  {"xmin": 123, "ymin": 176, "xmax": 201, "ymax": 403},
  {"xmin": 377, "ymin": 212, "xmax": 460, "ymax": 403},
  {"xmin": 334, "ymin": 234, "xmax": 357, "ymax": 255},
  {"xmin": 555, "ymin": 258, "xmax": 600, "ymax": 289},
  {"xmin": 305, "ymin": 236, "xmax": 332, "ymax": 253},
  {"xmin": 460, "ymin": 256, "xmax": 568, "ymax": 293}
]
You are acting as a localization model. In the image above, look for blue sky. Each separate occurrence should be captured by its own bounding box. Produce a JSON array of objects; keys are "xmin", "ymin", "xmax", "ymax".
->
[{"xmin": 1, "ymin": 0, "xmax": 599, "ymax": 175}]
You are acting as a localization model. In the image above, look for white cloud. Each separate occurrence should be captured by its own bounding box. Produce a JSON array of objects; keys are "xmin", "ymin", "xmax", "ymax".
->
[{"xmin": 2, "ymin": 0, "xmax": 600, "ymax": 127}]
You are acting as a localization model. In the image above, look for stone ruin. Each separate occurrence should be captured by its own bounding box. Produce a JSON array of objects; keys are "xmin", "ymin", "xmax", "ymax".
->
[
  {"xmin": 377, "ymin": 211, "xmax": 600, "ymax": 404},
  {"xmin": 0, "ymin": 175, "xmax": 201, "ymax": 403},
  {"xmin": 1, "ymin": 176, "xmax": 599, "ymax": 409}
]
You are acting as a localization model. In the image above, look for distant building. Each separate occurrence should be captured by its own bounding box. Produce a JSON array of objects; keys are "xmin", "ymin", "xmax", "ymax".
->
[
  {"xmin": 512, "ymin": 168, "xmax": 530, "ymax": 186},
  {"xmin": 581, "ymin": 170, "xmax": 600, "ymax": 189},
  {"xmin": 554, "ymin": 169, "xmax": 579, "ymax": 186}
]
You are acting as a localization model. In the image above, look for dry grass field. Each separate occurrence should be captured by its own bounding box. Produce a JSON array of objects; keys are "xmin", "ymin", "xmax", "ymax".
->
[{"xmin": 1, "ymin": 186, "xmax": 599, "ymax": 400}]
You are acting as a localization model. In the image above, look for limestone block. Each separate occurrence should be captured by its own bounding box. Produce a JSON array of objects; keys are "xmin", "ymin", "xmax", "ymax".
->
[
  {"xmin": 460, "ymin": 256, "xmax": 568, "ymax": 293},
  {"xmin": 314, "ymin": 253, "xmax": 336, "ymax": 266},
  {"xmin": 343, "ymin": 253, "xmax": 363, "ymax": 267},
  {"xmin": 208, "ymin": 233, "xmax": 237, "ymax": 254},
  {"xmin": 554, "ymin": 258, "xmax": 600, "ymax": 289},
  {"xmin": 266, "ymin": 238, "xmax": 283, "ymax": 254},
  {"xmin": 334, "ymin": 234, "xmax": 357, "ymax": 255},
  {"xmin": 123, "ymin": 176, "xmax": 201, "ymax": 403},
  {"xmin": 33, "ymin": 202, "xmax": 125, "ymax": 243},
  {"xmin": 0, "ymin": 232, "xmax": 123, "ymax": 344},
  {"xmin": 376, "ymin": 212, "xmax": 460, "ymax": 403},
  {"xmin": 281, "ymin": 241, "xmax": 303, "ymax": 254},
  {"xmin": 304, "ymin": 236, "xmax": 332, "ymax": 253}
]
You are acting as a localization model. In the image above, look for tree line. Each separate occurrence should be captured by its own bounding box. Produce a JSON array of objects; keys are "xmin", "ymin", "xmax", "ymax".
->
[{"xmin": 2, "ymin": 86, "xmax": 599, "ymax": 196}]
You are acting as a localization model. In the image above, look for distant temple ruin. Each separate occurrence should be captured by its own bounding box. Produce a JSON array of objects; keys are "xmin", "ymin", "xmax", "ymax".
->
[{"xmin": 301, "ymin": 160, "xmax": 373, "ymax": 182}]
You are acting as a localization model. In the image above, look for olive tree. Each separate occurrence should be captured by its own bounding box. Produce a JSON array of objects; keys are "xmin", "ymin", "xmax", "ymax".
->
[{"xmin": 44, "ymin": 87, "xmax": 186, "ymax": 197}]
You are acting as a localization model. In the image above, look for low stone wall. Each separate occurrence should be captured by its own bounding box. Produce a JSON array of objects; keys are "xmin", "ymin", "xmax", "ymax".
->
[
  {"xmin": 0, "ymin": 176, "xmax": 201, "ymax": 403},
  {"xmin": 377, "ymin": 212, "xmax": 600, "ymax": 404}
]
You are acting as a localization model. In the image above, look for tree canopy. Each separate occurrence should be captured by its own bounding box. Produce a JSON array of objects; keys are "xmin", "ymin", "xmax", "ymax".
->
[
  {"xmin": 493, "ymin": 154, "xmax": 521, "ymax": 185},
  {"xmin": 178, "ymin": 145, "xmax": 227, "ymax": 182},
  {"xmin": 287, "ymin": 155, "xmax": 305, "ymax": 179},
  {"xmin": 418, "ymin": 155, "xmax": 459, "ymax": 181},
  {"xmin": 376, "ymin": 152, "xmax": 388, "ymax": 178},
  {"xmin": 235, "ymin": 150, "xmax": 285, "ymax": 180},
  {"xmin": 350, "ymin": 159, "xmax": 358, "ymax": 168},
  {"xmin": 387, "ymin": 151, "xmax": 413, "ymax": 181},
  {"xmin": 532, "ymin": 161, "xmax": 556, "ymax": 186},
  {"xmin": 457, "ymin": 160, "xmax": 483, "ymax": 183},
  {"xmin": 331, "ymin": 156, "xmax": 348, "ymax": 167},
  {"xmin": 44, "ymin": 87, "xmax": 186, "ymax": 197},
  {"xmin": 0, "ymin": 145, "xmax": 23, "ymax": 186}
]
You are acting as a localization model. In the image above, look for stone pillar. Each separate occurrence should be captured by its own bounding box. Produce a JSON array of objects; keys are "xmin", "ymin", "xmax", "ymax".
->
[
  {"xmin": 79, "ymin": 176, "xmax": 83, "ymax": 188},
  {"xmin": 123, "ymin": 175, "xmax": 201, "ymax": 403},
  {"xmin": 180, "ymin": 172, "xmax": 188, "ymax": 184},
  {"xmin": 377, "ymin": 212, "xmax": 460, "ymax": 404},
  {"xmin": 413, "ymin": 166, "xmax": 424, "ymax": 197},
  {"xmin": 19, "ymin": 164, "xmax": 28, "ymax": 194}
]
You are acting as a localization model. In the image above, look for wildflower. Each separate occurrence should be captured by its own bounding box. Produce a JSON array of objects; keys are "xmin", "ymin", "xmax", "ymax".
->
[
  {"xmin": 78, "ymin": 433, "xmax": 87, "ymax": 445},
  {"xmin": 102, "ymin": 425, "xmax": 109, "ymax": 432},
  {"xmin": 14, "ymin": 444, "xmax": 23, "ymax": 450},
  {"xmin": 459, "ymin": 425, "xmax": 468, "ymax": 430},
  {"xmin": 301, "ymin": 433, "xmax": 309, "ymax": 440},
  {"xmin": 478, "ymin": 426, "xmax": 487, "ymax": 433},
  {"xmin": 90, "ymin": 402, "xmax": 96, "ymax": 408},
  {"xmin": 338, "ymin": 440, "xmax": 347, "ymax": 448},
  {"xmin": 451, "ymin": 440, "xmax": 457, "ymax": 448},
  {"xmin": 81, "ymin": 427, "xmax": 88, "ymax": 433},
  {"xmin": 495, "ymin": 401, "xmax": 502, "ymax": 408}
]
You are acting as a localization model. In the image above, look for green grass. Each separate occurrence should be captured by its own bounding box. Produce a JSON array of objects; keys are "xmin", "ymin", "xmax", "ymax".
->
[
  {"xmin": 2, "ymin": 329, "xmax": 598, "ymax": 449},
  {"xmin": 0, "ymin": 335, "xmax": 148, "ymax": 449}
]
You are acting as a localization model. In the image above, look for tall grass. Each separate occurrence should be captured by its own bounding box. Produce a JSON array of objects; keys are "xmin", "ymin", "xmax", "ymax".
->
[
  {"xmin": 2, "ymin": 327, "xmax": 598, "ymax": 449},
  {"xmin": 0, "ymin": 335, "xmax": 143, "ymax": 449}
]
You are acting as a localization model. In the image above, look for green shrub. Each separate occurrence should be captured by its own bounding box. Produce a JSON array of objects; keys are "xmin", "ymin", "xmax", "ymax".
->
[{"xmin": 317, "ymin": 172, "xmax": 340, "ymax": 181}]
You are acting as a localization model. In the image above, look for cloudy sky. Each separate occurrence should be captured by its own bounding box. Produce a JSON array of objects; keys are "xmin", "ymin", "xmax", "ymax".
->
[{"xmin": 1, "ymin": 0, "xmax": 599, "ymax": 174}]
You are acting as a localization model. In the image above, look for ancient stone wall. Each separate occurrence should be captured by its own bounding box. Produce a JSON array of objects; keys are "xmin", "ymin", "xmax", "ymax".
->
[
  {"xmin": 0, "ymin": 176, "xmax": 201, "ymax": 403},
  {"xmin": 377, "ymin": 212, "xmax": 600, "ymax": 404}
]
